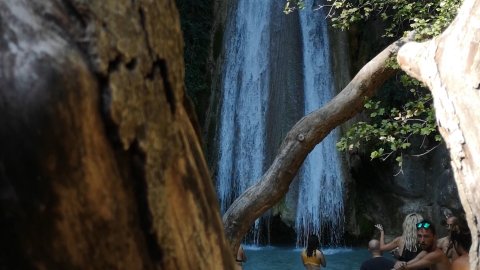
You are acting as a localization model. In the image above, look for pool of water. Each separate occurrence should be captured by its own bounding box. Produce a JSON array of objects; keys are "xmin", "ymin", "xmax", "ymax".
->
[{"xmin": 243, "ymin": 246, "xmax": 393, "ymax": 270}]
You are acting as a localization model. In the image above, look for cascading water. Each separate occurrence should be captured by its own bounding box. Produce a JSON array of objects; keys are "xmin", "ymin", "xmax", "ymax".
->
[
  {"xmin": 216, "ymin": 0, "xmax": 344, "ymax": 246},
  {"xmin": 295, "ymin": 1, "xmax": 344, "ymax": 246},
  {"xmin": 216, "ymin": 1, "xmax": 272, "ymax": 243}
]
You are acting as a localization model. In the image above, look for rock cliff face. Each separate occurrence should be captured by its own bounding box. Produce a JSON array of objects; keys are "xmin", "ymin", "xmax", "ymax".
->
[
  {"xmin": 0, "ymin": 0, "xmax": 233, "ymax": 269},
  {"xmin": 344, "ymin": 144, "xmax": 461, "ymax": 244},
  {"xmin": 203, "ymin": 0, "xmax": 240, "ymax": 171}
]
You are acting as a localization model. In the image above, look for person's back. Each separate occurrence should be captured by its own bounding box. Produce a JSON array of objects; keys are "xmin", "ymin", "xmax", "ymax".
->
[
  {"xmin": 451, "ymin": 229, "xmax": 471, "ymax": 270},
  {"xmin": 301, "ymin": 235, "xmax": 326, "ymax": 270},
  {"xmin": 301, "ymin": 249, "xmax": 324, "ymax": 270},
  {"xmin": 361, "ymin": 257, "xmax": 395, "ymax": 270},
  {"xmin": 360, "ymin": 239, "xmax": 394, "ymax": 270},
  {"xmin": 452, "ymin": 255, "xmax": 469, "ymax": 270}
]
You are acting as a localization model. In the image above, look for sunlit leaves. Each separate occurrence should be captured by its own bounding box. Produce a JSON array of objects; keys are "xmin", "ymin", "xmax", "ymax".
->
[
  {"xmin": 336, "ymin": 83, "xmax": 440, "ymax": 165},
  {"xmin": 284, "ymin": 0, "xmax": 305, "ymax": 14},
  {"xmin": 284, "ymin": 0, "xmax": 458, "ymax": 168},
  {"xmin": 284, "ymin": 0, "xmax": 462, "ymax": 40}
]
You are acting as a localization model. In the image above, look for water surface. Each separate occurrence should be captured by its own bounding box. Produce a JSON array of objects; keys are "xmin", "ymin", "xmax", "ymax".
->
[{"xmin": 243, "ymin": 246, "xmax": 393, "ymax": 270}]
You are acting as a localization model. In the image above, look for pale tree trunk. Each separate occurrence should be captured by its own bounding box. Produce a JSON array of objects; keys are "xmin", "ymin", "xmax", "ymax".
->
[
  {"xmin": 397, "ymin": 0, "xmax": 480, "ymax": 267},
  {"xmin": 0, "ymin": 0, "xmax": 233, "ymax": 269},
  {"xmin": 223, "ymin": 35, "xmax": 415, "ymax": 252}
]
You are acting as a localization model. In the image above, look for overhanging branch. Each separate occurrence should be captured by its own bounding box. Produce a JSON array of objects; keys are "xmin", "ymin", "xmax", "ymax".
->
[{"xmin": 222, "ymin": 34, "xmax": 415, "ymax": 252}]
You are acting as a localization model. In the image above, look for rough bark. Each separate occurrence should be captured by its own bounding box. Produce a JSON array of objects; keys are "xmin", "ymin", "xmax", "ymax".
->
[
  {"xmin": 397, "ymin": 0, "xmax": 480, "ymax": 267},
  {"xmin": 223, "ymin": 35, "xmax": 415, "ymax": 252},
  {"xmin": 0, "ymin": 0, "xmax": 233, "ymax": 269}
]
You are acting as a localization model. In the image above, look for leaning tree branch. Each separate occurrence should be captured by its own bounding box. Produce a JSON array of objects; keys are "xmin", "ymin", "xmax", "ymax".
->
[{"xmin": 222, "ymin": 34, "xmax": 415, "ymax": 253}]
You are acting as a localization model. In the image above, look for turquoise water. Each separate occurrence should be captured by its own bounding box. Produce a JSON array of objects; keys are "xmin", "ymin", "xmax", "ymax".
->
[{"xmin": 243, "ymin": 246, "xmax": 393, "ymax": 270}]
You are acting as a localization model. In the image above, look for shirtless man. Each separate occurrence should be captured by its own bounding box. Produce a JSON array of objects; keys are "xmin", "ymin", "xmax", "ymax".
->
[
  {"xmin": 437, "ymin": 216, "xmax": 460, "ymax": 261},
  {"xmin": 394, "ymin": 220, "xmax": 451, "ymax": 270}
]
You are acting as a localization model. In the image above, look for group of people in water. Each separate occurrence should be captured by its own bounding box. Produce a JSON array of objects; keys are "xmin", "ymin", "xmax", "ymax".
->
[
  {"xmin": 234, "ymin": 211, "xmax": 471, "ymax": 269},
  {"xmin": 300, "ymin": 212, "xmax": 471, "ymax": 270}
]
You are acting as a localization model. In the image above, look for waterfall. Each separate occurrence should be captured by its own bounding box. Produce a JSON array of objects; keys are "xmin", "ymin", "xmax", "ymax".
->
[
  {"xmin": 216, "ymin": 1, "xmax": 272, "ymax": 243},
  {"xmin": 216, "ymin": 0, "xmax": 344, "ymax": 245},
  {"xmin": 295, "ymin": 1, "xmax": 344, "ymax": 246}
]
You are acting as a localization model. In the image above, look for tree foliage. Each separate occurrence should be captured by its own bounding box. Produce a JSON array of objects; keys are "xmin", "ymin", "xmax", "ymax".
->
[
  {"xmin": 285, "ymin": 0, "xmax": 462, "ymax": 166},
  {"xmin": 336, "ymin": 86, "xmax": 440, "ymax": 169},
  {"xmin": 285, "ymin": 0, "xmax": 461, "ymax": 39}
]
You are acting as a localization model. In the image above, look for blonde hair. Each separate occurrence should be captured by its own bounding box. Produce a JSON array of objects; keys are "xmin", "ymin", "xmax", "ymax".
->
[{"xmin": 402, "ymin": 213, "xmax": 423, "ymax": 252}]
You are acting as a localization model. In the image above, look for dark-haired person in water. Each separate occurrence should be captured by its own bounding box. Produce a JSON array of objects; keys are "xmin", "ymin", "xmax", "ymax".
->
[{"xmin": 300, "ymin": 235, "xmax": 326, "ymax": 270}]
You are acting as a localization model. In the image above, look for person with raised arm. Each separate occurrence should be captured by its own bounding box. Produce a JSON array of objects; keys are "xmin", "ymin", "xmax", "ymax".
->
[{"xmin": 375, "ymin": 213, "xmax": 424, "ymax": 261}]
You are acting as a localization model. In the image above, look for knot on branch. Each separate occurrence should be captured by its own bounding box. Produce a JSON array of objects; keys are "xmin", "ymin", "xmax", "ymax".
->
[{"xmin": 472, "ymin": 81, "xmax": 480, "ymax": 90}]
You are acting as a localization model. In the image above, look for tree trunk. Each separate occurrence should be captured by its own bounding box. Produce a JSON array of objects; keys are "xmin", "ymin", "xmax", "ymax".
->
[
  {"xmin": 397, "ymin": 0, "xmax": 480, "ymax": 267},
  {"xmin": 0, "ymin": 0, "xmax": 233, "ymax": 269},
  {"xmin": 223, "ymin": 35, "xmax": 415, "ymax": 252}
]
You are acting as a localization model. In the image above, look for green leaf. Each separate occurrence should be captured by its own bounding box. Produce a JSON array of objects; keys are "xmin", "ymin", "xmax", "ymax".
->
[{"xmin": 401, "ymin": 142, "xmax": 411, "ymax": 149}]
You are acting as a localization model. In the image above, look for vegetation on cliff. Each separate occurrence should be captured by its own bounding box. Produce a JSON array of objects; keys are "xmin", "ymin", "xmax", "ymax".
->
[{"xmin": 285, "ymin": 0, "xmax": 461, "ymax": 168}]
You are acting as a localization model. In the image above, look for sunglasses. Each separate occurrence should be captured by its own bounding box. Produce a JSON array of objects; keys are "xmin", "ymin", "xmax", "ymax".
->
[{"xmin": 417, "ymin": 221, "xmax": 432, "ymax": 229}]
